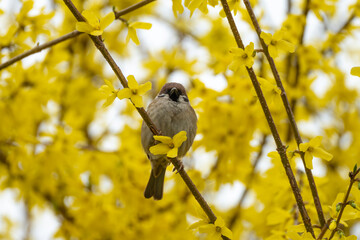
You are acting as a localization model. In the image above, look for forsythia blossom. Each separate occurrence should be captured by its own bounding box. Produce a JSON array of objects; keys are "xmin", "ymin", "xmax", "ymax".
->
[
  {"xmin": 76, "ymin": 10, "xmax": 115, "ymax": 36},
  {"xmin": 260, "ymin": 31, "xmax": 295, "ymax": 58},
  {"xmin": 190, "ymin": 217, "xmax": 233, "ymax": 240},
  {"xmin": 149, "ymin": 131, "xmax": 187, "ymax": 158},
  {"xmin": 351, "ymin": 67, "xmax": 360, "ymax": 77},
  {"xmin": 99, "ymin": 80, "xmax": 118, "ymax": 107},
  {"xmin": 229, "ymin": 42, "xmax": 255, "ymax": 71},
  {"xmin": 258, "ymin": 77, "xmax": 281, "ymax": 106},
  {"xmin": 172, "ymin": 0, "xmax": 184, "ymax": 17},
  {"xmin": 126, "ymin": 22, "xmax": 152, "ymax": 45},
  {"xmin": 117, "ymin": 75, "xmax": 152, "ymax": 108},
  {"xmin": 299, "ymin": 136, "xmax": 333, "ymax": 169}
]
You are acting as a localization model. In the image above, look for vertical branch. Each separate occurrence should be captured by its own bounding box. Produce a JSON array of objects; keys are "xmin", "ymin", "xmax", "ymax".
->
[
  {"xmin": 62, "ymin": 2, "xmax": 231, "ymax": 239},
  {"xmin": 242, "ymin": 0, "xmax": 326, "ymax": 227},
  {"xmin": 220, "ymin": 0, "xmax": 314, "ymax": 236},
  {"xmin": 328, "ymin": 168, "xmax": 360, "ymax": 240}
]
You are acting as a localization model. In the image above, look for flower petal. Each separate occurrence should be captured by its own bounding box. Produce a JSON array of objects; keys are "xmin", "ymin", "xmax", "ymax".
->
[
  {"xmin": 189, "ymin": 220, "xmax": 208, "ymax": 229},
  {"xmin": 351, "ymin": 67, "xmax": 360, "ymax": 77},
  {"xmin": 138, "ymin": 81, "xmax": 152, "ymax": 95},
  {"xmin": 131, "ymin": 94, "xmax": 143, "ymax": 108},
  {"xmin": 167, "ymin": 148, "xmax": 178, "ymax": 158},
  {"xmin": 100, "ymin": 12, "xmax": 115, "ymax": 30},
  {"xmin": 127, "ymin": 75, "xmax": 139, "ymax": 89},
  {"xmin": 299, "ymin": 142, "xmax": 309, "ymax": 152},
  {"xmin": 149, "ymin": 144, "xmax": 171, "ymax": 155},
  {"xmin": 278, "ymin": 39, "xmax": 295, "ymax": 53},
  {"xmin": 103, "ymin": 93, "xmax": 117, "ymax": 108},
  {"xmin": 173, "ymin": 131, "xmax": 187, "ymax": 147},
  {"xmin": 268, "ymin": 45, "xmax": 278, "ymax": 58},
  {"xmin": 130, "ymin": 22, "xmax": 152, "ymax": 30},
  {"xmin": 221, "ymin": 227, "xmax": 233, "ymax": 239},
  {"xmin": 99, "ymin": 85, "xmax": 112, "ymax": 95},
  {"xmin": 304, "ymin": 151, "xmax": 313, "ymax": 169},
  {"xmin": 104, "ymin": 79, "xmax": 115, "ymax": 90},
  {"xmin": 90, "ymin": 30, "xmax": 103, "ymax": 36},
  {"xmin": 117, "ymin": 88, "xmax": 132, "ymax": 99},
  {"xmin": 215, "ymin": 217, "xmax": 225, "ymax": 227},
  {"xmin": 260, "ymin": 32, "xmax": 272, "ymax": 44},
  {"xmin": 245, "ymin": 42, "xmax": 254, "ymax": 55},
  {"xmin": 313, "ymin": 147, "xmax": 333, "ymax": 161},
  {"xmin": 153, "ymin": 135, "xmax": 173, "ymax": 144},
  {"xmin": 82, "ymin": 10, "xmax": 99, "ymax": 27},
  {"xmin": 309, "ymin": 136, "xmax": 322, "ymax": 147},
  {"xmin": 128, "ymin": 27, "xmax": 139, "ymax": 45},
  {"xmin": 76, "ymin": 22, "xmax": 93, "ymax": 33}
]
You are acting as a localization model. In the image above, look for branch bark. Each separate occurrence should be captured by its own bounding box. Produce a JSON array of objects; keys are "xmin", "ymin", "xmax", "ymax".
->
[
  {"xmin": 0, "ymin": 0, "xmax": 155, "ymax": 71},
  {"xmin": 62, "ymin": 1, "xmax": 229, "ymax": 239},
  {"xmin": 220, "ymin": 0, "xmax": 314, "ymax": 236},
  {"xmin": 242, "ymin": 0, "xmax": 326, "ymax": 227}
]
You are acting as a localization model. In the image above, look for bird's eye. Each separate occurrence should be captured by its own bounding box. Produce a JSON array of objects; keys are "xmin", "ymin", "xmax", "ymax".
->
[
  {"xmin": 158, "ymin": 94, "xmax": 165, "ymax": 98},
  {"xmin": 183, "ymin": 96, "xmax": 189, "ymax": 102}
]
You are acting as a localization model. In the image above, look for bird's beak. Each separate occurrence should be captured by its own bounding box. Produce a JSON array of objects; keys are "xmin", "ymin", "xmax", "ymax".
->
[{"xmin": 169, "ymin": 87, "xmax": 180, "ymax": 102}]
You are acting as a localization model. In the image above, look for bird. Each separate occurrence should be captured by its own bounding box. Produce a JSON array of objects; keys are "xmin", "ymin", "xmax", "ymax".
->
[{"xmin": 141, "ymin": 82, "xmax": 197, "ymax": 200}]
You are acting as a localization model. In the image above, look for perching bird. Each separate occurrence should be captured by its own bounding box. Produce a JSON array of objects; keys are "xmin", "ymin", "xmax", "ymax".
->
[{"xmin": 141, "ymin": 83, "xmax": 197, "ymax": 200}]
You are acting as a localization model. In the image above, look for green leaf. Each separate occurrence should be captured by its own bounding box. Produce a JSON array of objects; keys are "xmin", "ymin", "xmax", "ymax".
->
[{"xmin": 353, "ymin": 163, "xmax": 357, "ymax": 173}]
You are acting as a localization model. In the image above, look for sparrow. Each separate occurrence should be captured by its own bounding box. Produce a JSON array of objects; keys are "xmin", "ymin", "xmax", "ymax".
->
[{"xmin": 141, "ymin": 82, "xmax": 197, "ymax": 200}]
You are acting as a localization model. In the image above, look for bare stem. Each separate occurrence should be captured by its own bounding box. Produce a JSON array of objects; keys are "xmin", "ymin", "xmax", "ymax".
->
[
  {"xmin": 328, "ymin": 168, "xmax": 360, "ymax": 240},
  {"xmin": 62, "ymin": 1, "xmax": 230, "ymax": 238},
  {"xmin": 220, "ymin": 0, "xmax": 314, "ymax": 236},
  {"xmin": 0, "ymin": 31, "xmax": 81, "ymax": 71},
  {"xmin": 114, "ymin": 0, "xmax": 156, "ymax": 18},
  {"xmin": 242, "ymin": 0, "xmax": 326, "ymax": 227},
  {"xmin": 0, "ymin": 0, "xmax": 155, "ymax": 71}
]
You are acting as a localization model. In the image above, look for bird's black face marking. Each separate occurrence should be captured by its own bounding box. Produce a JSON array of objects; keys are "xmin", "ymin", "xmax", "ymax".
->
[{"xmin": 169, "ymin": 88, "xmax": 180, "ymax": 102}]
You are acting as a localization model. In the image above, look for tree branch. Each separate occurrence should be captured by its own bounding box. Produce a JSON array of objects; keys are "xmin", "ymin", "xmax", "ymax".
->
[
  {"xmin": 328, "ymin": 167, "xmax": 360, "ymax": 240},
  {"xmin": 0, "ymin": 0, "xmax": 156, "ymax": 71},
  {"xmin": 114, "ymin": 0, "xmax": 156, "ymax": 18},
  {"xmin": 242, "ymin": 0, "xmax": 326, "ymax": 227},
  {"xmin": 220, "ymin": 0, "xmax": 314, "ymax": 236},
  {"xmin": 62, "ymin": 1, "xmax": 230, "ymax": 238}
]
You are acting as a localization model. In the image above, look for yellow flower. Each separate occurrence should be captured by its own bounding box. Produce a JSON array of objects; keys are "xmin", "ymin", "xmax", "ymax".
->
[
  {"xmin": 117, "ymin": 75, "xmax": 152, "ymax": 108},
  {"xmin": 350, "ymin": 67, "xmax": 360, "ymax": 77},
  {"xmin": 299, "ymin": 136, "xmax": 333, "ymax": 169},
  {"xmin": 329, "ymin": 220, "xmax": 336, "ymax": 231},
  {"xmin": 149, "ymin": 131, "xmax": 187, "ymax": 158},
  {"xmin": 126, "ymin": 22, "xmax": 152, "ymax": 45},
  {"xmin": 76, "ymin": 10, "xmax": 115, "ymax": 36},
  {"xmin": 172, "ymin": 0, "xmax": 184, "ymax": 17},
  {"xmin": 258, "ymin": 77, "xmax": 281, "ymax": 106},
  {"xmin": 260, "ymin": 31, "xmax": 295, "ymax": 58},
  {"xmin": 198, "ymin": 217, "xmax": 233, "ymax": 240},
  {"xmin": 229, "ymin": 42, "xmax": 255, "ymax": 71},
  {"xmin": 99, "ymin": 80, "xmax": 118, "ymax": 107}
]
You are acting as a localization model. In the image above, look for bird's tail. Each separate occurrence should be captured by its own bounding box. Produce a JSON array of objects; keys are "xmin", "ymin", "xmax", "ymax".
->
[{"xmin": 144, "ymin": 166, "xmax": 166, "ymax": 200}]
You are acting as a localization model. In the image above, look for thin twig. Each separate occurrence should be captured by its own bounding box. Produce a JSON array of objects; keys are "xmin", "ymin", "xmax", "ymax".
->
[
  {"xmin": 0, "ymin": 31, "xmax": 81, "ymax": 71},
  {"xmin": 317, "ymin": 218, "xmax": 332, "ymax": 240},
  {"xmin": 328, "ymin": 168, "xmax": 360, "ymax": 240},
  {"xmin": 0, "ymin": 0, "xmax": 155, "ymax": 71},
  {"xmin": 220, "ymin": 0, "xmax": 314, "ymax": 236},
  {"xmin": 62, "ymin": 1, "xmax": 230, "ymax": 239},
  {"xmin": 114, "ymin": 0, "xmax": 156, "ymax": 18},
  {"xmin": 242, "ymin": 0, "xmax": 326, "ymax": 227}
]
